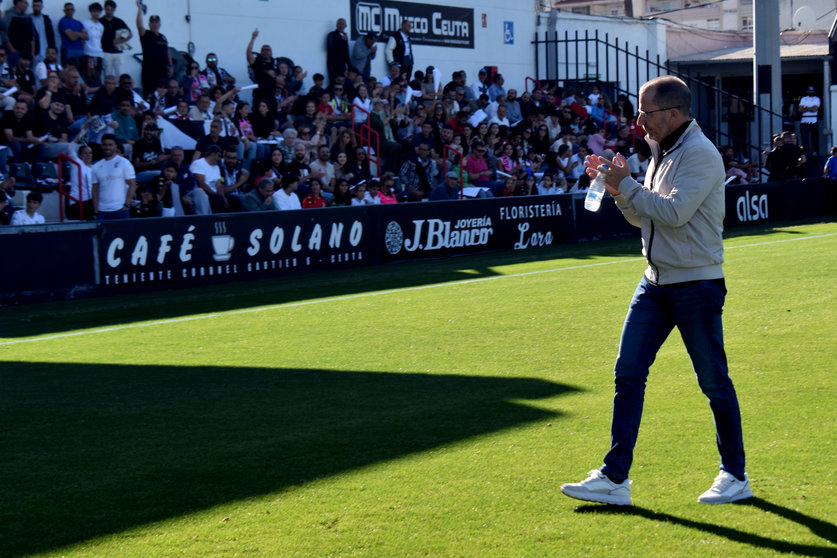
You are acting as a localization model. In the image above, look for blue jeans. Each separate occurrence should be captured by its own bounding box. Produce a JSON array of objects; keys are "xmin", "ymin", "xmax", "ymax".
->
[{"xmin": 600, "ymin": 276, "xmax": 746, "ymax": 482}]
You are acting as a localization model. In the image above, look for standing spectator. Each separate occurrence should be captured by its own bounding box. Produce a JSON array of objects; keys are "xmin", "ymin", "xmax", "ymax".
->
[
  {"xmin": 92, "ymin": 132, "xmax": 137, "ymax": 219},
  {"xmin": 65, "ymin": 123, "xmax": 95, "ymax": 220},
  {"xmin": 245, "ymin": 28, "xmax": 277, "ymax": 105},
  {"xmin": 202, "ymin": 52, "xmax": 234, "ymax": 89},
  {"xmin": 350, "ymin": 32, "xmax": 377, "ymax": 82},
  {"xmin": 11, "ymin": 191, "xmax": 46, "ymax": 225},
  {"xmin": 100, "ymin": 0, "xmax": 131, "ymax": 79},
  {"xmin": 82, "ymin": 2, "xmax": 104, "ymax": 74},
  {"xmin": 30, "ymin": 0, "xmax": 57, "ymax": 65},
  {"xmin": 470, "ymin": 68, "xmax": 489, "ymax": 100},
  {"xmin": 823, "ymin": 146, "xmax": 837, "ymax": 179},
  {"xmin": 561, "ymin": 75, "xmax": 750, "ymax": 507},
  {"xmin": 797, "ymin": 85, "xmax": 821, "ymax": 156},
  {"xmin": 135, "ymin": 0, "xmax": 171, "ymax": 96},
  {"xmin": 325, "ymin": 18, "xmax": 350, "ymax": 85},
  {"xmin": 3, "ymin": 0, "xmax": 36, "ymax": 67},
  {"xmin": 58, "ymin": 2, "xmax": 87, "ymax": 66},
  {"xmin": 385, "ymin": 19, "xmax": 413, "ymax": 80}
]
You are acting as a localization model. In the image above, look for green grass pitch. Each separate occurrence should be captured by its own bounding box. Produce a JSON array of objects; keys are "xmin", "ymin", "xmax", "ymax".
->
[{"xmin": 1, "ymin": 221, "xmax": 835, "ymax": 557}]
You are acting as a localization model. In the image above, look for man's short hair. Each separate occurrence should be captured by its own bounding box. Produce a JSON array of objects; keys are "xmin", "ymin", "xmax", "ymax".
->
[
  {"xmin": 101, "ymin": 133, "xmax": 117, "ymax": 144},
  {"xmin": 104, "ymin": 0, "xmax": 116, "ymax": 8},
  {"xmin": 26, "ymin": 191, "xmax": 43, "ymax": 203},
  {"xmin": 89, "ymin": 2, "xmax": 103, "ymax": 12},
  {"xmin": 204, "ymin": 145, "xmax": 223, "ymax": 156},
  {"xmin": 642, "ymin": 75, "xmax": 691, "ymax": 115}
]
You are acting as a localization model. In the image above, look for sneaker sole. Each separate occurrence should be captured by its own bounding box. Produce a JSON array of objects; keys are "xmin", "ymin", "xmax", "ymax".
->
[
  {"xmin": 560, "ymin": 485, "xmax": 632, "ymax": 506},
  {"xmin": 698, "ymin": 488, "xmax": 754, "ymax": 505}
]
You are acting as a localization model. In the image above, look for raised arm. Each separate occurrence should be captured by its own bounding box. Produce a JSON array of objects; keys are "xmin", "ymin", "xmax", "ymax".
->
[
  {"xmin": 135, "ymin": 0, "xmax": 146, "ymax": 36},
  {"xmin": 246, "ymin": 29, "xmax": 258, "ymax": 66}
]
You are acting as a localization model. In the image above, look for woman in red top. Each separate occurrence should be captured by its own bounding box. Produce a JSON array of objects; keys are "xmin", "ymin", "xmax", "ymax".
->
[{"xmin": 302, "ymin": 178, "xmax": 328, "ymax": 208}]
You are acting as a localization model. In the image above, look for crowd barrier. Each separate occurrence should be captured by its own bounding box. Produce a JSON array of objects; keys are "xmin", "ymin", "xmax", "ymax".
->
[{"xmin": 2, "ymin": 179, "xmax": 834, "ymax": 305}]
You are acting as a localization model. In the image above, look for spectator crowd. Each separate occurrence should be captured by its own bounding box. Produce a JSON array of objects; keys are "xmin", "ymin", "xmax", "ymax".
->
[{"xmin": 1, "ymin": 3, "xmax": 821, "ymax": 225}]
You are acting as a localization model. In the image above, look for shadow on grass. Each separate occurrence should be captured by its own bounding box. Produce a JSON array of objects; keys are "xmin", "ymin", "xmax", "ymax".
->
[
  {"xmin": 0, "ymin": 361, "xmax": 578, "ymax": 557},
  {"xmin": 0, "ymin": 238, "xmax": 642, "ymax": 340},
  {"xmin": 574, "ymin": 497, "xmax": 836, "ymax": 556}
]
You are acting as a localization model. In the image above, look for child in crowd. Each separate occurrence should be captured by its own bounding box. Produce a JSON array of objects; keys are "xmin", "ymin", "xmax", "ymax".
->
[{"xmin": 11, "ymin": 191, "xmax": 46, "ymax": 225}]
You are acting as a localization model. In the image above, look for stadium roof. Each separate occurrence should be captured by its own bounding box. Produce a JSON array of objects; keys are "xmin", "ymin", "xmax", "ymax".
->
[{"xmin": 669, "ymin": 42, "xmax": 829, "ymax": 63}]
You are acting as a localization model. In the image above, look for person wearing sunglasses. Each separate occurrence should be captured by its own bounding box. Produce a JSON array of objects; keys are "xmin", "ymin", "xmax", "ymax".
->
[
  {"xmin": 203, "ymin": 52, "xmax": 235, "ymax": 89},
  {"xmin": 562, "ymin": 75, "xmax": 751, "ymax": 507}
]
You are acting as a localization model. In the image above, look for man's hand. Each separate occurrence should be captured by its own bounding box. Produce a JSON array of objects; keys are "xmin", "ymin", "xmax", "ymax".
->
[
  {"xmin": 584, "ymin": 153, "xmax": 630, "ymax": 195},
  {"xmin": 251, "ymin": 29, "xmax": 259, "ymax": 40}
]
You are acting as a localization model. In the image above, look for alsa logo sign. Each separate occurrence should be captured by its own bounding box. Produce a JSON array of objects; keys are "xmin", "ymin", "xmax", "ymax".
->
[
  {"xmin": 736, "ymin": 191, "xmax": 768, "ymax": 222},
  {"xmin": 351, "ymin": 0, "xmax": 474, "ymax": 49}
]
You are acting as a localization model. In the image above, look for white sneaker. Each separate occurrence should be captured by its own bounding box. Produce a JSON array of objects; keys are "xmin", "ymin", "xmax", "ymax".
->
[
  {"xmin": 561, "ymin": 469, "xmax": 632, "ymax": 506},
  {"xmin": 698, "ymin": 471, "xmax": 753, "ymax": 504}
]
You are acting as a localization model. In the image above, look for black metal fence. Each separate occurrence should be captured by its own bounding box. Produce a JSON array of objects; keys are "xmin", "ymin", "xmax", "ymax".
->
[{"xmin": 533, "ymin": 29, "xmax": 786, "ymax": 174}]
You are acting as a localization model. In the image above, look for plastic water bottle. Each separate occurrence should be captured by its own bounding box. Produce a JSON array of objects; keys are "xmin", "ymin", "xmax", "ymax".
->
[{"xmin": 584, "ymin": 172, "xmax": 607, "ymax": 212}]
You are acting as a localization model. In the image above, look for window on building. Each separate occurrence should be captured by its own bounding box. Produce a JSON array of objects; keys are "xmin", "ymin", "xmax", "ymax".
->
[
  {"xmin": 741, "ymin": 16, "xmax": 753, "ymax": 31},
  {"xmin": 707, "ymin": 17, "xmax": 720, "ymax": 30}
]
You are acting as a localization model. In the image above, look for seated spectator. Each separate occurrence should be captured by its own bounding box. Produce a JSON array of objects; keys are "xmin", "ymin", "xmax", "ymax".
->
[
  {"xmin": 150, "ymin": 161, "xmax": 179, "ymax": 216},
  {"xmin": 302, "ymin": 177, "xmax": 328, "ymax": 208},
  {"xmin": 130, "ymin": 183, "xmax": 160, "ymax": 217},
  {"xmin": 464, "ymin": 140, "xmax": 501, "ymax": 195},
  {"xmin": 378, "ymin": 173, "xmax": 398, "ymax": 203},
  {"xmin": 12, "ymin": 53, "xmax": 37, "ymax": 106},
  {"xmin": 824, "ymin": 146, "xmax": 837, "ymax": 180},
  {"xmin": 330, "ymin": 177, "xmax": 351, "ymax": 206},
  {"xmin": 310, "ymin": 144, "xmax": 336, "ymax": 192},
  {"xmin": 188, "ymin": 93, "xmax": 214, "ymax": 121},
  {"xmin": 169, "ymin": 99, "xmax": 190, "ymax": 120},
  {"xmin": 202, "ymin": 51, "xmax": 235, "ymax": 89},
  {"xmin": 273, "ymin": 173, "xmax": 301, "ymax": 210},
  {"xmin": 2, "ymin": 99, "xmax": 37, "ymax": 164},
  {"xmin": 115, "ymin": 73, "xmax": 147, "ymax": 111},
  {"xmin": 536, "ymin": 172, "xmax": 564, "ymax": 195},
  {"xmin": 344, "ymin": 145, "xmax": 373, "ymax": 186},
  {"xmin": 88, "ymin": 74, "xmax": 117, "ymax": 115},
  {"xmin": 363, "ymin": 179, "xmax": 382, "ymax": 204},
  {"xmin": 428, "ymin": 171, "xmax": 462, "ymax": 201},
  {"xmin": 587, "ymin": 125, "xmax": 607, "ymax": 155},
  {"xmin": 146, "ymin": 78, "xmax": 170, "ymax": 114},
  {"xmin": 132, "ymin": 121, "xmax": 169, "ymax": 183},
  {"xmin": 250, "ymin": 99, "xmax": 279, "ymax": 141},
  {"xmin": 11, "ymin": 191, "xmax": 46, "ymax": 225},
  {"xmin": 568, "ymin": 145, "xmax": 588, "ymax": 188},
  {"xmin": 241, "ymin": 178, "xmax": 275, "ymax": 212},
  {"xmin": 108, "ymin": 96, "xmax": 139, "ymax": 157},
  {"xmin": 350, "ymin": 182, "xmax": 369, "ymax": 206},
  {"xmin": 398, "ymin": 142, "xmax": 438, "ymax": 201},
  {"xmin": 34, "ymin": 70, "xmax": 61, "ymax": 113},
  {"xmin": 169, "ymin": 146, "xmax": 196, "ymax": 216},
  {"xmin": 32, "ymin": 95, "xmax": 72, "ymax": 159},
  {"xmin": 627, "ymin": 140, "xmax": 651, "ymax": 182},
  {"xmin": 34, "ymin": 47, "xmax": 63, "ymax": 86},
  {"xmin": 192, "ymin": 119, "xmax": 232, "ymax": 162},
  {"xmin": 181, "ymin": 60, "xmax": 209, "ymax": 102},
  {"xmin": 77, "ymin": 54, "xmax": 101, "ymax": 92},
  {"xmin": 188, "ymin": 144, "xmax": 224, "ymax": 214},
  {"xmin": 217, "ymin": 146, "xmax": 248, "ymax": 211}
]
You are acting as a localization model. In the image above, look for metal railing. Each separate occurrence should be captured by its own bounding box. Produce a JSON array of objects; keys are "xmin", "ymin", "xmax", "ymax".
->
[
  {"xmin": 533, "ymin": 29, "xmax": 783, "ymax": 168},
  {"xmin": 351, "ymin": 104, "xmax": 381, "ymax": 178}
]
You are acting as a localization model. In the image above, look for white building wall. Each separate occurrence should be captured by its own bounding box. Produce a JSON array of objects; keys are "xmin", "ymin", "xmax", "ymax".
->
[{"xmin": 39, "ymin": 0, "xmax": 543, "ymax": 95}]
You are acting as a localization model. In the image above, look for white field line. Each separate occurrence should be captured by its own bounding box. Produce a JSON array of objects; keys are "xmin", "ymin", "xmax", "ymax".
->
[{"xmin": 1, "ymin": 232, "xmax": 835, "ymax": 347}]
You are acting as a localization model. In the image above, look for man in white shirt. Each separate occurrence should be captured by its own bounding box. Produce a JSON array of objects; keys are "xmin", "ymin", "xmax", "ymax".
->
[
  {"xmin": 188, "ymin": 144, "xmax": 223, "ymax": 214},
  {"xmin": 83, "ymin": 3, "xmax": 104, "ymax": 71},
  {"xmin": 92, "ymin": 133, "xmax": 137, "ymax": 219},
  {"xmin": 798, "ymin": 85, "xmax": 821, "ymax": 156},
  {"xmin": 272, "ymin": 174, "xmax": 301, "ymax": 210},
  {"xmin": 488, "ymin": 103, "xmax": 510, "ymax": 128},
  {"xmin": 309, "ymin": 145, "xmax": 335, "ymax": 192}
]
